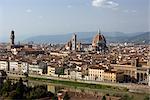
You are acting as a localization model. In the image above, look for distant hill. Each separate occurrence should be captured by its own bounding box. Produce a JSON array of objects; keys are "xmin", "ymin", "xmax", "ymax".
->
[
  {"xmin": 127, "ymin": 32, "xmax": 150, "ymax": 44},
  {"xmin": 23, "ymin": 32, "xmax": 97, "ymax": 44},
  {"xmin": 23, "ymin": 32, "xmax": 150, "ymax": 44}
]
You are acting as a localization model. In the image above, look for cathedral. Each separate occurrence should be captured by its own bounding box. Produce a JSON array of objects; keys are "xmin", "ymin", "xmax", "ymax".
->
[{"xmin": 92, "ymin": 29, "xmax": 108, "ymax": 52}]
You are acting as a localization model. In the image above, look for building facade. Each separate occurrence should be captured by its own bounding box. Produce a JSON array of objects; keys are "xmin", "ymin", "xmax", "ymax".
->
[
  {"xmin": 92, "ymin": 29, "xmax": 108, "ymax": 52},
  {"xmin": 9, "ymin": 61, "xmax": 20, "ymax": 72},
  {"xmin": 47, "ymin": 65, "xmax": 56, "ymax": 76},
  {"xmin": 29, "ymin": 64, "xmax": 43, "ymax": 75},
  {"xmin": 103, "ymin": 71, "xmax": 124, "ymax": 83},
  {"xmin": 0, "ymin": 61, "xmax": 9, "ymax": 71},
  {"xmin": 10, "ymin": 30, "xmax": 15, "ymax": 46},
  {"xmin": 88, "ymin": 66, "xmax": 105, "ymax": 81}
]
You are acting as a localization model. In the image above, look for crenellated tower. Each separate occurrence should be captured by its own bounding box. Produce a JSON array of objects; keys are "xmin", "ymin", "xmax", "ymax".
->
[{"xmin": 10, "ymin": 30, "xmax": 15, "ymax": 46}]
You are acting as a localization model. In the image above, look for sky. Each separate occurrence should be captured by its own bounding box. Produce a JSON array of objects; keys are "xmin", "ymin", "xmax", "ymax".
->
[{"xmin": 0, "ymin": 0, "xmax": 149, "ymax": 42}]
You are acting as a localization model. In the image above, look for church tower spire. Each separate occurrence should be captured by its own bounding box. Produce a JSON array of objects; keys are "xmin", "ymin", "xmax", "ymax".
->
[{"xmin": 98, "ymin": 29, "xmax": 101, "ymax": 35}]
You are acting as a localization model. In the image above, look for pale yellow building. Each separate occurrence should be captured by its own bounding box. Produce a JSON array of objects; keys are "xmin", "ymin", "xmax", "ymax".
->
[
  {"xmin": 88, "ymin": 66, "xmax": 105, "ymax": 81},
  {"xmin": 88, "ymin": 65, "xmax": 124, "ymax": 83},
  {"xmin": 47, "ymin": 65, "xmax": 56, "ymax": 76},
  {"xmin": 47, "ymin": 85, "xmax": 55, "ymax": 93},
  {"xmin": 111, "ymin": 63, "xmax": 149, "ymax": 82},
  {"xmin": 110, "ymin": 64, "xmax": 136, "ymax": 79},
  {"xmin": 103, "ymin": 71, "xmax": 124, "ymax": 83}
]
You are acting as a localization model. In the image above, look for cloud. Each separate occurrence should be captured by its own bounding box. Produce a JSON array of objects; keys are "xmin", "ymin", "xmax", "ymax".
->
[
  {"xmin": 92, "ymin": 0, "xmax": 119, "ymax": 8},
  {"xmin": 123, "ymin": 9, "xmax": 137, "ymax": 13},
  {"xmin": 26, "ymin": 9, "xmax": 32, "ymax": 13}
]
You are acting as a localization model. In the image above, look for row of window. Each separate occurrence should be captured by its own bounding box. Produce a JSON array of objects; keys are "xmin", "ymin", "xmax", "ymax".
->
[{"xmin": 90, "ymin": 74, "xmax": 102, "ymax": 77}]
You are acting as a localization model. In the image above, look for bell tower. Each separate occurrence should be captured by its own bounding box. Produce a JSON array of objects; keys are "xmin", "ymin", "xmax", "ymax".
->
[
  {"xmin": 72, "ymin": 33, "xmax": 77, "ymax": 51},
  {"xmin": 10, "ymin": 30, "xmax": 15, "ymax": 46}
]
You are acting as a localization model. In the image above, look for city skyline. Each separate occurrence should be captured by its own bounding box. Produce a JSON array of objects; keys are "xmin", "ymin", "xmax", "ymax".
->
[
  {"xmin": 0, "ymin": 1, "xmax": 150, "ymax": 99},
  {"xmin": 0, "ymin": 0, "xmax": 149, "ymax": 42}
]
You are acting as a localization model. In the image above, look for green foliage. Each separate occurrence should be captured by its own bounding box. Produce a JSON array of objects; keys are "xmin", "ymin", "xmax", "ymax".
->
[
  {"xmin": 0, "ymin": 79, "xmax": 11, "ymax": 96},
  {"xmin": 122, "ymin": 88, "xmax": 129, "ymax": 92},
  {"xmin": 63, "ymin": 92, "xmax": 70, "ymax": 100},
  {"xmin": 28, "ymin": 77, "xmax": 127, "ymax": 92},
  {"xmin": 0, "ymin": 78, "xmax": 55, "ymax": 99},
  {"xmin": 55, "ymin": 67, "xmax": 65, "ymax": 75},
  {"xmin": 144, "ymin": 95, "xmax": 150, "ymax": 100},
  {"xmin": 112, "ymin": 93, "xmax": 122, "ymax": 97},
  {"xmin": 27, "ymin": 86, "xmax": 47, "ymax": 99},
  {"xmin": 6, "ymin": 90, "xmax": 17, "ymax": 99},
  {"xmin": 15, "ymin": 78, "xmax": 25, "ymax": 98},
  {"xmin": 52, "ymin": 95, "xmax": 58, "ymax": 100},
  {"xmin": 121, "ymin": 94, "xmax": 133, "ymax": 100},
  {"xmin": 102, "ymin": 95, "xmax": 106, "ymax": 100}
]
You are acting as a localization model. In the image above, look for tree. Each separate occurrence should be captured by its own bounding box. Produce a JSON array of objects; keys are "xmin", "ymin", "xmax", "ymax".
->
[
  {"xmin": 15, "ymin": 78, "xmax": 25, "ymax": 99},
  {"xmin": 63, "ymin": 92, "xmax": 70, "ymax": 100},
  {"xmin": 102, "ymin": 95, "xmax": 106, "ymax": 100},
  {"xmin": 27, "ymin": 86, "xmax": 48, "ymax": 99},
  {"xmin": 0, "ymin": 77, "xmax": 56, "ymax": 99},
  {"xmin": 24, "ymin": 72, "xmax": 28, "ymax": 77},
  {"xmin": 52, "ymin": 95, "xmax": 58, "ymax": 100},
  {"xmin": 144, "ymin": 95, "xmax": 150, "ymax": 100},
  {"xmin": 0, "ymin": 79, "xmax": 11, "ymax": 96},
  {"xmin": 7, "ymin": 90, "xmax": 17, "ymax": 99},
  {"xmin": 121, "ymin": 94, "xmax": 133, "ymax": 100}
]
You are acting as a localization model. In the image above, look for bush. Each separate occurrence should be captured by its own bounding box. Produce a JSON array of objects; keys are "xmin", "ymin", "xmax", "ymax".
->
[
  {"xmin": 102, "ymin": 95, "xmax": 106, "ymax": 100},
  {"xmin": 121, "ymin": 94, "xmax": 133, "ymax": 100},
  {"xmin": 63, "ymin": 92, "xmax": 70, "ymax": 100},
  {"xmin": 144, "ymin": 95, "xmax": 150, "ymax": 100}
]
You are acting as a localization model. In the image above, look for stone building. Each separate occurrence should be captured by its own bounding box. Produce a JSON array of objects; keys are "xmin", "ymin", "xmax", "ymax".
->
[
  {"xmin": 92, "ymin": 29, "xmax": 108, "ymax": 52},
  {"xmin": 72, "ymin": 33, "xmax": 77, "ymax": 51},
  {"xmin": 10, "ymin": 30, "xmax": 15, "ymax": 46}
]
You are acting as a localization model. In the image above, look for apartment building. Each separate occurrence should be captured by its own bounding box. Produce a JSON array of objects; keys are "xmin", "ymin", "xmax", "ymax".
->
[
  {"xmin": 47, "ymin": 65, "xmax": 56, "ymax": 76},
  {"xmin": 103, "ymin": 71, "xmax": 124, "ymax": 83},
  {"xmin": 9, "ymin": 61, "xmax": 20, "ymax": 72},
  {"xmin": 29, "ymin": 64, "xmax": 43, "ymax": 75},
  {"xmin": 88, "ymin": 66, "xmax": 105, "ymax": 81},
  {"xmin": 0, "ymin": 60, "xmax": 9, "ymax": 71}
]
